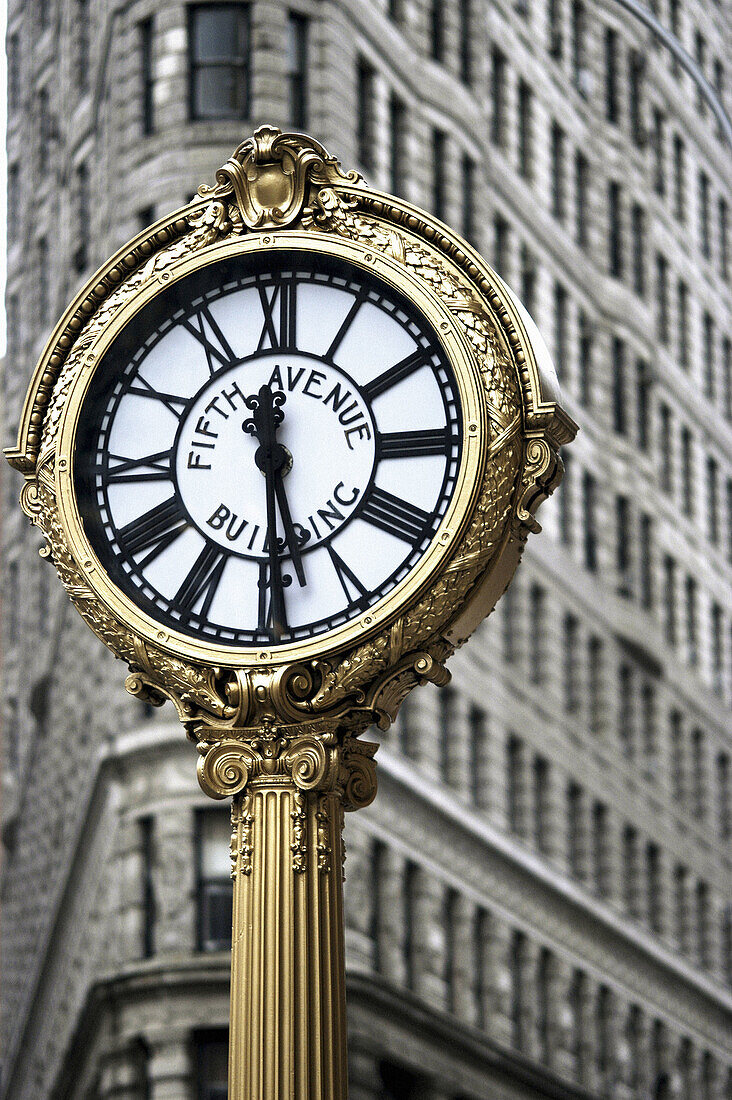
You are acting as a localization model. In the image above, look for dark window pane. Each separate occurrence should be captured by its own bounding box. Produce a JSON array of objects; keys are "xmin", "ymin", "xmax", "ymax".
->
[{"xmin": 190, "ymin": 5, "xmax": 250, "ymax": 121}]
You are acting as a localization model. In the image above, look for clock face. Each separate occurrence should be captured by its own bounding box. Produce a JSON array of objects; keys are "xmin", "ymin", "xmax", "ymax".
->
[{"xmin": 74, "ymin": 250, "xmax": 464, "ymax": 648}]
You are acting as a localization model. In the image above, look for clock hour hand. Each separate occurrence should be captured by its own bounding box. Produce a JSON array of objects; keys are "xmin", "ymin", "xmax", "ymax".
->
[{"xmin": 243, "ymin": 385, "xmax": 307, "ymax": 589}]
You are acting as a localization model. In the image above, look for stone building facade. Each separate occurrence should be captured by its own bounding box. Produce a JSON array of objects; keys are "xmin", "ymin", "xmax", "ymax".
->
[{"xmin": 1, "ymin": 0, "xmax": 731, "ymax": 1097}]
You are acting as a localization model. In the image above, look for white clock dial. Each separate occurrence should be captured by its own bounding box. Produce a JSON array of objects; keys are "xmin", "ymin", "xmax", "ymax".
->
[{"xmin": 75, "ymin": 251, "xmax": 463, "ymax": 646}]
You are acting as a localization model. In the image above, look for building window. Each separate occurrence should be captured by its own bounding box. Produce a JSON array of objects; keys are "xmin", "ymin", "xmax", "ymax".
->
[
  {"xmin": 553, "ymin": 282, "xmax": 568, "ymax": 378},
  {"xmin": 676, "ymin": 280, "xmax": 689, "ymax": 369},
  {"xmin": 528, "ymin": 584, "xmax": 546, "ymax": 684},
  {"xmin": 631, "ymin": 203, "xmax": 645, "ymax": 296},
  {"xmin": 76, "ymin": 0, "xmax": 90, "ymax": 91},
  {"xmin": 194, "ymin": 1030, "xmax": 229, "ymax": 1100},
  {"xmin": 673, "ymin": 134, "xmax": 685, "ymax": 222},
  {"xmin": 140, "ymin": 816, "xmax": 156, "ymax": 958},
  {"xmin": 591, "ymin": 801, "xmax": 609, "ymax": 897},
  {"xmin": 7, "ymin": 163, "xmax": 19, "ymax": 245},
  {"xmin": 490, "ymin": 47, "xmax": 508, "ymax": 147},
  {"xmin": 622, "ymin": 826, "xmax": 640, "ymax": 917},
  {"xmin": 655, "ymin": 253, "xmax": 669, "ymax": 345},
  {"xmin": 684, "ymin": 576, "xmax": 698, "ymax": 668},
  {"xmin": 196, "ymin": 810, "xmax": 232, "ymax": 951},
  {"xmin": 403, "ymin": 861, "xmax": 418, "ymax": 989},
  {"xmin": 696, "ymin": 880, "xmax": 710, "ymax": 969},
  {"xmin": 432, "ymin": 130, "xmax": 447, "ymax": 220},
  {"xmin": 694, "ymin": 30, "xmax": 707, "ymax": 112},
  {"xmin": 459, "ymin": 0, "xmax": 472, "ymax": 84},
  {"xmin": 287, "ymin": 12, "xmax": 308, "ymax": 129},
  {"xmin": 356, "ymin": 58, "xmax": 376, "ymax": 172},
  {"xmin": 703, "ymin": 312, "xmax": 715, "ymax": 401},
  {"xmin": 663, "ymin": 556, "xmax": 677, "ymax": 646},
  {"xmin": 646, "ymin": 842, "xmax": 663, "ymax": 932},
  {"xmin": 507, "ymin": 734, "xmax": 525, "ymax": 836},
  {"xmin": 717, "ymin": 753, "xmax": 731, "ymax": 842},
  {"xmin": 639, "ymin": 513, "xmax": 653, "ymax": 609},
  {"xmin": 550, "ymin": 122, "xmax": 566, "ymax": 221},
  {"xmin": 140, "ymin": 18, "xmax": 154, "ymax": 135},
  {"xmin": 510, "ymin": 931, "xmax": 527, "ymax": 1050},
  {"xmin": 698, "ymin": 171, "xmax": 711, "ymax": 259},
  {"xmin": 604, "ymin": 27, "xmax": 619, "ymax": 122},
  {"xmin": 618, "ymin": 663, "xmax": 635, "ymax": 757},
  {"xmin": 674, "ymin": 864, "xmax": 689, "ymax": 952},
  {"xmin": 563, "ymin": 613, "xmax": 580, "ymax": 712},
  {"xmin": 461, "ymin": 154, "xmax": 475, "ymax": 244},
  {"xmin": 659, "ymin": 403, "xmax": 673, "ymax": 494},
  {"xmin": 493, "ymin": 213, "xmax": 510, "ymax": 278},
  {"xmin": 706, "ymin": 456, "xmax": 719, "ymax": 545},
  {"xmin": 641, "ymin": 681, "xmax": 657, "ymax": 765},
  {"xmin": 73, "ymin": 162, "xmax": 89, "ymax": 273},
  {"xmin": 532, "ymin": 755, "xmax": 550, "ymax": 852},
  {"xmin": 469, "ymin": 706, "xmax": 487, "ymax": 808},
  {"xmin": 8, "ymin": 32, "xmax": 20, "ymax": 112},
  {"xmin": 616, "ymin": 495, "xmax": 632, "ymax": 597},
  {"xmin": 711, "ymin": 602, "xmax": 723, "ymax": 695},
  {"xmin": 389, "ymin": 95, "xmax": 407, "ymax": 197},
  {"xmin": 430, "ymin": 0, "xmax": 445, "ymax": 62},
  {"xmin": 612, "ymin": 337, "xmax": 626, "ymax": 435},
  {"xmin": 571, "ymin": 1, "xmax": 587, "ymax": 92},
  {"xmin": 608, "ymin": 182, "xmax": 623, "ymax": 277},
  {"xmin": 588, "ymin": 636, "xmax": 603, "ymax": 735},
  {"xmin": 636, "ymin": 359, "xmax": 650, "ymax": 450},
  {"xmin": 567, "ymin": 782, "xmax": 585, "ymax": 879},
  {"xmin": 547, "ymin": 0, "xmax": 563, "ymax": 57},
  {"xmin": 188, "ymin": 4, "xmax": 251, "ymax": 121},
  {"xmin": 680, "ymin": 427, "xmax": 694, "ymax": 517},
  {"xmin": 439, "ymin": 685, "xmax": 456, "ymax": 783},
  {"xmin": 582, "ymin": 472, "xmax": 597, "ymax": 571},
  {"xmin": 719, "ymin": 198, "xmax": 729, "ymax": 282},
  {"xmin": 724, "ymin": 338, "xmax": 732, "ymax": 423},
  {"xmin": 38, "ymin": 237, "xmax": 50, "ymax": 322},
  {"xmin": 536, "ymin": 948, "xmax": 552, "ymax": 1061},
  {"xmin": 574, "ymin": 150, "xmax": 589, "ymax": 249},
  {"xmin": 517, "ymin": 80, "xmax": 533, "ymax": 180},
  {"xmin": 443, "ymin": 888, "xmax": 459, "ymax": 1012},
  {"xmin": 520, "ymin": 246, "xmax": 537, "ymax": 317},
  {"xmin": 578, "ymin": 310, "xmax": 592, "ymax": 405},
  {"xmin": 652, "ymin": 108, "xmax": 665, "ymax": 195},
  {"xmin": 629, "ymin": 49, "xmax": 645, "ymax": 144}
]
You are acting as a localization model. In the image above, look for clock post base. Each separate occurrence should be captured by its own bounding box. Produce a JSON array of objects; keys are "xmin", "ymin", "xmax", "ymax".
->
[{"xmin": 197, "ymin": 730, "xmax": 378, "ymax": 1100}]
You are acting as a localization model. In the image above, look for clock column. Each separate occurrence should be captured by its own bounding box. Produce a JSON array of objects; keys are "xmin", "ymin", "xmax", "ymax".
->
[{"xmin": 197, "ymin": 720, "xmax": 378, "ymax": 1100}]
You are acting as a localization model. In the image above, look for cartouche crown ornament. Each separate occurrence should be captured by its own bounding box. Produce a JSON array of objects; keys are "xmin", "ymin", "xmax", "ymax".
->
[{"xmin": 6, "ymin": 126, "xmax": 577, "ymax": 783}]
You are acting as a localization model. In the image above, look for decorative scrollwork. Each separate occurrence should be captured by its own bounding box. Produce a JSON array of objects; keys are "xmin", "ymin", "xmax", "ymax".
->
[
  {"xmin": 197, "ymin": 740, "xmax": 253, "ymax": 800},
  {"xmin": 316, "ymin": 797, "xmax": 331, "ymax": 874},
  {"xmin": 231, "ymin": 794, "xmax": 254, "ymax": 876},
  {"xmin": 341, "ymin": 738, "xmax": 378, "ymax": 812},
  {"xmin": 285, "ymin": 735, "xmax": 331, "ymax": 791},
  {"xmin": 291, "ymin": 792, "xmax": 308, "ymax": 873}
]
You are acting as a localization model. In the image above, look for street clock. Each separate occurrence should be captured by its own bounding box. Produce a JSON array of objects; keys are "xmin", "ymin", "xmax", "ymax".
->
[{"xmin": 7, "ymin": 128, "xmax": 576, "ymax": 1100}]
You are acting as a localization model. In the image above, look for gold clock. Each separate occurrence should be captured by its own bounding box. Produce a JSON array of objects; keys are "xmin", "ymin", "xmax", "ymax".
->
[{"xmin": 7, "ymin": 128, "xmax": 577, "ymax": 1100}]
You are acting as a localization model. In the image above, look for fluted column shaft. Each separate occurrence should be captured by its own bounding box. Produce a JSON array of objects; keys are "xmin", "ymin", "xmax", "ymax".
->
[{"xmin": 229, "ymin": 784, "xmax": 348, "ymax": 1100}]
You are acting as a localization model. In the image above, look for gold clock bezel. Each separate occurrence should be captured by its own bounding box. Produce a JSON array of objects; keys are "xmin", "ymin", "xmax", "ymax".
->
[{"xmin": 56, "ymin": 232, "xmax": 485, "ymax": 668}]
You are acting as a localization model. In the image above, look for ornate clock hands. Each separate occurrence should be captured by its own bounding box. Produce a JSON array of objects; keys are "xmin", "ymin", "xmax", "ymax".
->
[{"xmin": 243, "ymin": 385, "xmax": 307, "ymax": 640}]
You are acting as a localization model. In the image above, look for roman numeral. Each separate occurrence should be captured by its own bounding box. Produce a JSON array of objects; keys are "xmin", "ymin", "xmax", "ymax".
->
[
  {"xmin": 104, "ymin": 449, "xmax": 172, "ymax": 483},
  {"xmin": 378, "ymin": 428, "xmax": 450, "ymax": 459},
  {"xmin": 359, "ymin": 486, "xmax": 431, "ymax": 544},
  {"xmin": 257, "ymin": 279, "xmax": 297, "ymax": 351},
  {"xmin": 119, "ymin": 496, "xmax": 188, "ymax": 565},
  {"xmin": 127, "ymin": 375, "xmax": 188, "ymax": 418},
  {"xmin": 180, "ymin": 307, "xmax": 237, "ymax": 374},
  {"xmin": 257, "ymin": 561, "xmax": 288, "ymax": 640},
  {"xmin": 324, "ymin": 290, "xmax": 366, "ymax": 361},
  {"xmin": 363, "ymin": 348, "xmax": 431, "ymax": 402},
  {"xmin": 174, "ymin": 544, "xmax": 227, "ymax": 618},
  {"xmin": 327, "ymin": 545, "xmax": 370, "ymax": 608}
]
